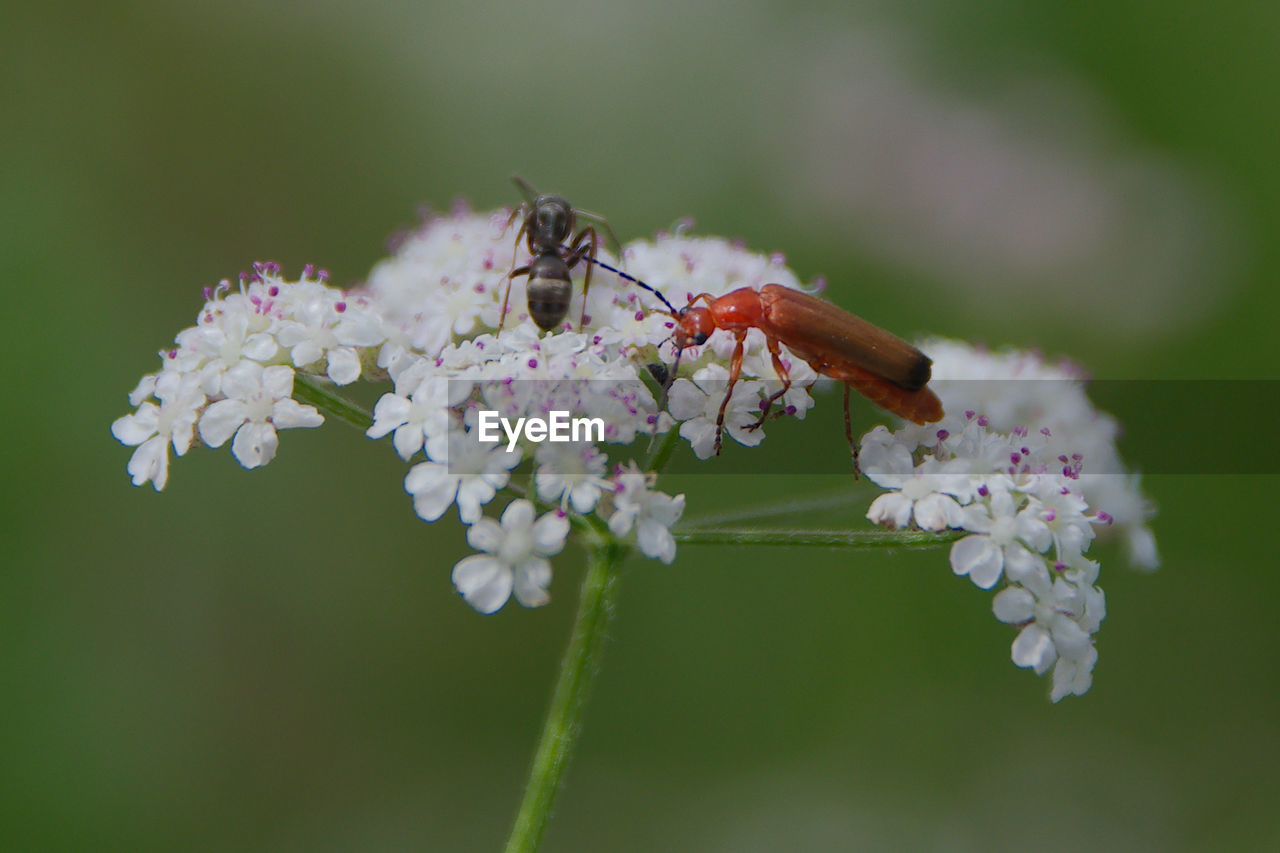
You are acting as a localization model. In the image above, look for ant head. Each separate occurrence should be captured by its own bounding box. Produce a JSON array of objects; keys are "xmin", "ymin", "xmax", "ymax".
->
[
  {"xmin": 673, "ymin": 306, "xmax": 715, "ymax": 348},
  {"xmin": 530, "ymin": 195, "xmax": 574, "ymax": 243}
]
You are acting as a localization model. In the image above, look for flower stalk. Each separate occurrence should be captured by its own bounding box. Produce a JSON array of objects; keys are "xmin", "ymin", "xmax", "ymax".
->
[
  {"xmin": 503, "ymin": 534, "xmax": 626, "ymax": 853},
  {"xmin": 673, "ymin": 527, "xmax": 963, "ymax": 549}
]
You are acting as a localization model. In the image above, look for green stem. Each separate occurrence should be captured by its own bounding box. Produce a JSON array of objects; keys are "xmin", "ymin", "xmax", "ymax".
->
[
  {"xmin": 292, "ymin": 375, "xmax": 373, "ymax": 431},
  {"xmin": 673, "ymin": 527, "xmax": 963, "ymax": 549},
  {"xmin": 643, "ymin": 426, "xmax": 681, "ymax": 474},
  {"xmin": 503, "ymin": 535, "xmax": 626, "ymax": 853},
  {"xmin": 677, "ymin": 488, "xmax": 868, "ymax": 528}
]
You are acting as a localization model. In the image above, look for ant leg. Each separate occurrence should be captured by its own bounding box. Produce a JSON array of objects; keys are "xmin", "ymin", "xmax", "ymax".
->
[
  {"xmin": 574, "ymin": 208, "xmax": 623, "ymax": 261},
  {"xmin": 565, "ymin": 226, "xmax": 599, "ymax": 330},
  {"xmin": 511, "ymin": 175, "xmax": 539, "ymax": 205},
  {"xmin": 499, "ymin": 212, "xmax": 530, "ymax": 332},
  {"xmin": 747, "ymin": 337, "xmax": 792, "ymax": 431},
  {"xmin": 499, "ymin": 266, "xmax": 530, "ymax": 332},
  {"xmin": 713, "ymin": 334, "xmax": 746, "ymax": 456}
]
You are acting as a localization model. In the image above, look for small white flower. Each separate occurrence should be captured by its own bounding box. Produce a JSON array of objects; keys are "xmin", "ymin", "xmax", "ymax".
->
[
  {"xmin": 275, "ymin": 284, "xmax": 386, "ymax": 385},
  {"xmin": 991, "ymin": 544, "xmax": 1104, "ymax": 701},
  {"xmin": 922, "ymin": 338, "xmax": 1157, "ymax": 571},
  {"xmin": 403, "ymin": 427, "xmax": 521, "ymax": 523},
  {"xmin": 949, "ymin": 484, "xmax": 1051, "ymax": 588},
  {"xmin": 451, "ymin": 500, "xmax": 570, "ymax": 613},
  {"xmin": 1049, "ymin": 645, "xmax": 1098, "ymax": 702},
  {"xmin": 743, "ymin": 345, "xmax": 818, "ymax": 421},
  {"xmin": 367, "ymin": 364, "xmax": 468, "ymax": 461},
  {"xmin": 175, "ymin": 305, "xmax": 279, "ymax": 397},
  {"xmin": 667, "ymin": 364, "xmax": 767, "ymax": 459},
  {"xmin": 111, "ymin": 371, "xmax": 207, "ymax": 490},
  {"xmin": 197, "ymin": 362, "xmax": 323, "ymax": 469},
  {"xmin": 534, "ymin": 442, "xmax": 610, "ymax": 513},
  {"xmin": 861, "ymin": 426, "xmax": 971, "ymax": 530},
  {"xmin": 607, "ymin": 463, "xmax": 685, "ymax": 564}
]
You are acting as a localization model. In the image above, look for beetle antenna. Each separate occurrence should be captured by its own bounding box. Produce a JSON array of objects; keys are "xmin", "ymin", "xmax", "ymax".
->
[{"xmin": 576, "ymin": 252, "xmax": 679, "ymax": 315}]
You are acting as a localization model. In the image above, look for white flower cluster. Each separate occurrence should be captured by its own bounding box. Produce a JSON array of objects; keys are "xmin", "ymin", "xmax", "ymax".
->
[
  {"xmin": 113, "ymin": 209, "xmax": 826, "ymax": 614},
  {"xmin": 110, "ymin": 263, "xmax": 381, "ymax": 488},
  {"xmin": 112, "ymin": 203, "xmax": 1157, "ymax": 698},
  {"xmin": 860, "ymin": 341, "xmax": 1157, "ymax": 701}
]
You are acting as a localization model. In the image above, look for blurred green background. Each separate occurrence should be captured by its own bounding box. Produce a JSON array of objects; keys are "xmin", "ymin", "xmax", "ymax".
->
[{"xmin": 4, "ymin": 1, "xmax": 1277, "ymax": 850}]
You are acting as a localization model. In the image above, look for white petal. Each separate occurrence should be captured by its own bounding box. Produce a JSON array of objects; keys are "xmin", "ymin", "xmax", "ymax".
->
[
  {"xmin": 325, "ymin": 347, "xmax": 361, "ymax": 385},
  {"xmin": 366, "ymin": 394, "xmax": 411, "ymax": 439},
  {"xmin": 500, "ymin": 499, "xmax": 536, "ymax": 531},
  {"xmin": 452, "ymin": 555, "xmax": 512, "ymax": 614},
  {"xmin": 1049, "ymin": 616, "xmax": 1092, "ymax": 660},
  {"xmin": 1050, "ymin": 645, "xmax": 1097, "ymax": 702},
  {"xmin": 465, "ymin": 516, "xmax": 504, "ymax": 554},
  {"xmin": 1002, "ymin": 544, "xmax": 1049, "ymax": 590},
  {"xmin": 914, "ymin": 493, "xmax": 962, "ymax": 530},
  {"xmin": 665, "ymin": 379, "xmax": 707, "ymax": 421},
  {"xmin": 220, "ymin": 362, "xmax": 263, "ymax": 399},
  {"xmin": 127, "ymin": 374, "xmax": 158, "ymax": 406},
  {"xmin": 405, "ymin": 463, "xmax": 457, "ymax": 522},
  {"xmin": 231, "ymin": 422, "xmax": 278, "ymax": 469},
  {"xmin": 241, "ymin": 333, "xmax": 278, "ymax": 362},
  {"xmin": 261, "ymin": 365, "xmax": 296, "ymax": 399},
  {"xmin": 1011, "ymin": 624, "xmax": 1057, "ymax": 674},
  {"xmin": 637, "ymin": 518, "xmax": 677, "ymax": 564},
  {"xmin": 512, "ymin": 557, "xmax": 552, "ymax": 608},
  {"xmin": 392, "ymin": 424, "xmax": 425, "ymax": 461},
  {"xmin": 112, "ymin": 408, "xmax": 158, "ymax": 446},
  {"xmin": 1126, "ymin": 525, "xmax": 1160, "ymax": 571},
  {"xmin": 867, "ymin": 493, "xmax": 913, "ymax": 529},
  {"xmin": 126, "ymin": 435, "xmax": 168, "ymax": 490},
  {"xmin": 724, "ymin": 419, "xmax": 766, "ymax": 448},
  {"xmin": 270, "ymin": 399, "xmax": 324, "ymax": 429},
  {"xmin": 567, "ymin": 482, "xmax": 601, "ymax": 513},
  {"xmin": 679, "ymin": 419, "xmax": 719, "ymax": 460},
  {"xmin": 950, "ymin": 535, "xmax": 1004, "ymax": 589},
  {"xmin": 530, "ymin": 512, "xmax": 570, "ymax": 556},
  {"xmin": 291, "ymin": 341, "xmax": 324, "ymax": 368},
  {"xmin": 608, "ymin": 506, "xmax": 637, "ymax": 538},
  {"xmin": 992, "ymin": 586, "xmax": 1034, "ymax": 624},
  {"xmin": 860, "ymin": 439, "xmax": 915, "ymax": 483},
  {"xmin": 334, "ymin": 312, "xmax": 386, "ymax": 347},
  {"xmin": 198, "ymin": 399, "xmax": 247, "ymax": 448},
  {"xmin": 455, "ymin": 477, "xmax": 499, "ymax": 524},
  {"xmin": 169, "ymin": 409, "xmax": 201, "ymax": 455}
]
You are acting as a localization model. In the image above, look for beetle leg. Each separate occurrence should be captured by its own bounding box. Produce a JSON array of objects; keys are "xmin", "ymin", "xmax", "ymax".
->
[
  {"xmin": 713, "ymin": 333, "xmax": 746, "ymax": 455},
  {"xmin": 843, "ymin": 383, "xmax": 860, "ymax": 477},
  {"xmin": 747, "ymin": 336, "xmax": 792, "ymax": 431}
]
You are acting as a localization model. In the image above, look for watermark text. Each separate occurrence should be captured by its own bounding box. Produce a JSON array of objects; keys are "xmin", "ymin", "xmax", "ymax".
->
[{"xmin": 477, "ymin": 410, "xmax": 606, "ymax": 452}]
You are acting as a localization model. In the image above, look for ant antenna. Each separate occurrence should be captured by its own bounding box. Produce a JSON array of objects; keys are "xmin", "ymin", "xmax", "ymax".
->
[{"xmin": 575, "ymin": 251, "xmax": 679, "ymax": 315}]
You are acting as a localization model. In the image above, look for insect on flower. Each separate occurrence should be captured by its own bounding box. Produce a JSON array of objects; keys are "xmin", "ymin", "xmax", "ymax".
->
[
  {"xmin": 579, "ymin": 252, "xmax": 943, "ymax": 462},
  {"xmin": 668, "ymin": 286, "xmax": 944, "ymax": 459},
  {"xmin": 498, "ymin": 176, "xmax": 623, "ymax": 332}
]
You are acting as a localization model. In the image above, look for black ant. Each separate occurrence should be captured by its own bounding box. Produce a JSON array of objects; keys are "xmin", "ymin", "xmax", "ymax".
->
[{"xmin": 498, "ymin": 175, "xmax": 622, "ymax": 332}]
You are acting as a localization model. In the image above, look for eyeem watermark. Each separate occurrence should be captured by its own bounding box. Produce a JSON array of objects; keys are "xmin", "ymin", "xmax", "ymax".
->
[{"xmin": 477, "ymin": 410, "xmax": 606, "ymax": 452}]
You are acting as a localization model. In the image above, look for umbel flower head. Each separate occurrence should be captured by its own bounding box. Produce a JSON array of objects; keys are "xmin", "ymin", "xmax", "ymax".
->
[{"xmin": 112, "ymin": 201, "xmax": 1156, "ymax": 701}]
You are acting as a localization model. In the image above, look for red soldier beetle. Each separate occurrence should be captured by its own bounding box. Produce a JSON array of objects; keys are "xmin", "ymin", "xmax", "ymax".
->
[
  {"xmin": 668, "ymin": 285, "xmax": 944, "ymax": 459},
  {"xmin": 581, "ymin": 257, "xmax": 943, "ymax": 463}
]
